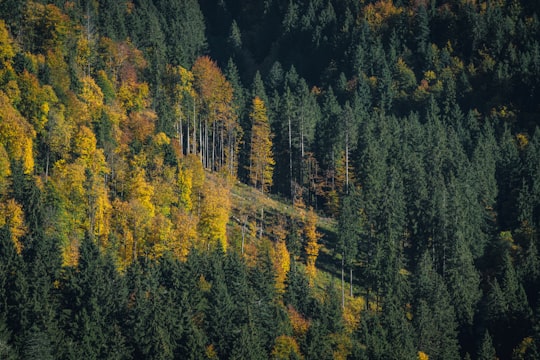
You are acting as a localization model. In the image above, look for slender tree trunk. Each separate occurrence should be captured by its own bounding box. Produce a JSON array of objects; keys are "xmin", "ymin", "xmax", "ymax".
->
[
  {"xmin": 288, "ymin": 114, "xmax": 293, "ymax": 199},
  {"xmin": 259, "ymin": 207, "xmax": 264, "ymax": 239},
  {"xmin": 345, "ymin": 131, "xmax": 349, "ymax": 193},
  {"xmin": 350, "ymin": 267, "xmax": 353, "ymax": 297},
  {"xmin": 212, "ymin": 121, "xmax": 216, "ymax": 171}
]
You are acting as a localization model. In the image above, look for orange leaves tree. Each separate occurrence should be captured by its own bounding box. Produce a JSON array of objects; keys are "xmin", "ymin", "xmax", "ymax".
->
[
  {"xmin": 192, "ymin": 56, "xmax": 240, "ymax": 176},
  {"xmin": 249, "ymin": 96, "xmax": 274, "ymax": 193}
]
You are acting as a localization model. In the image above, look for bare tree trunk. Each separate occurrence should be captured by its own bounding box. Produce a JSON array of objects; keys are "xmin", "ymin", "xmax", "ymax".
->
[
  {"xmin": 345, "ymin": 131, "xmax": 349, "ymax": 193},
  {"xmin": 288, "ymin": 114, "xmax": 293, "ymax": 199},
  {"xmin": 350, "ymin": 267, "xmax": 353, "ymax": 297}
]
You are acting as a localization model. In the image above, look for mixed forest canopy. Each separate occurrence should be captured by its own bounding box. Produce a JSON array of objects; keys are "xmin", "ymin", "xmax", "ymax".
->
[{"xmin": 0, "ymin": 0, "xmax": 540, "ymax": 359}]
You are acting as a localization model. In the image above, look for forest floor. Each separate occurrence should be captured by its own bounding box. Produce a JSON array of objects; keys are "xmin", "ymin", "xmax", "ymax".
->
[{"xmin": 229, "ymin": 180, "xmax": 354, "ymax": 293}]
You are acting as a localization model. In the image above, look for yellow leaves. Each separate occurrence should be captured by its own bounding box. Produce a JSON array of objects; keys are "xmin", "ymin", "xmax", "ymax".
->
[
  {"xmin": 516, "ymin": 133, "xmax": 529, "ymax": 150},
  {"xmin": 21, "ymin": 137, "xmax": 35, "ymax": 174},
  {"xmin": 343, "ymin": 296, "xmax": 365, "ymax": 333},
  {"xmin": 171, "ymin": 209, "xmax": 198, "ymax": 261},
  {"xmin": 271, "ymin": 335, "xmax": 304, "ymax": 360},
  {"xmin": 177, "ymin": 166, "xmax": 193, "ymax": 212},
  {"xmin": 0, "ymin": 20, "xmax": 15, "ymax": 64},
  {"xmin": 287, "ymin": 306, "xmax": 311, "ymax": 337},
  {"xmin": 513, "ymin": 337, "xmax": 534, "ymax": 359},
  {"xmin": 198, "ymin": 177, "xmax": 231, "ymax": 251},
  {"xmin": 23, "ymin": 2, "xmax": 71, "ymax": 52},
  {"xmin": 274, "ymin": 239, "xmax": 291, "ymax": 294},
  {"xmin": 0, "ymin": 199, "xmax": 27, "ymax": 254},
  {"xmin": 128, "ymin": 168, "xmax": 155, "ymax": 217},
  {"xmin": 304, "ymin": 207, "xmax": 322, "ymax": 283},
  {"xmin": 249, "ymin": 96, "xmax": 274, "ymax": 193},
  {"xmin": 74, "ymin": 125, "xmax": 97, "ymax": 160},
  {"xmin": 79, "ymin": 76, "xmax": 104, "ymax": 121},
  {"xmin": 0, "ymin": 91, "xmax": 36, "ymax": 174},
  {"xmin": 73, "ymin": 125, "xmax": 108, "ymax": 176},
  {"xmin": 118, "ymin": 81, "xmax": 150, "ymax": 112},
  {"xmin": 0, "ymin": 143, "xmax": 10, "ymax": 195},
  {"xmin": 169, "ymin": 65, "xmax": 196, "ymax": 115},
  {"xmin": 363, "ymin": 0, "xmax": 403, "ymax": 30},
  {"xmin": 418, "ymin": 351, "xmax": 429, "ymax": 360}
]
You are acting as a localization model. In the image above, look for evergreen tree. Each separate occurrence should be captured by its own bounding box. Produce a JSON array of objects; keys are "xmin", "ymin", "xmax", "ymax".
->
[{"xmin": 414, "ymin": 253, "xmax": 460, "ymax": 360}]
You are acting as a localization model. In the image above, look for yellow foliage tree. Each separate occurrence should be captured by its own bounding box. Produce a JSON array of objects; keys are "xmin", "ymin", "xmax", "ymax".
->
[
  {"xmin": 177, "ymin": 165, "xmax": 193, "ymax": 212},
  {"xmin": 192, "ymin": 56, "xmax": 239, "ymax": 175},
  {"xmin": 249, "ymin": 96, "xmax": 274, "ymax": 193},
  {"xmin": 272, "ymin": 217, "xmax": 291, "ymax": 294},
  {"xmin": 0, "ymin": 199, "xmax": 27, "ymax": 254},
  {"xmin": 79, "ymin": 75, "xmax": 104, "ymax": 122},
  {"xmin": 271, "ymin": 335, "xmax": 304, "ymax": 360},
  {"xmin": 171, "ymin": 208, "xmax": 199, "ymax": 261},
  {"xmin": 0, "ymin": 143, "xmax": 10, "ymax": 195},
  {"xmin": 0, "ymin": 91, "xmax": 36, "ymax": 174},
  {"xmin": 0, "ymin": 20, "xmax": 15, "ymax": 65},
  {"xmin": 198, "ymin": 178, "xmax": 231, "ymax": 251},
  {"xmin": 304, "ymin": 207, "xmax": 322, "ymax": 284}
]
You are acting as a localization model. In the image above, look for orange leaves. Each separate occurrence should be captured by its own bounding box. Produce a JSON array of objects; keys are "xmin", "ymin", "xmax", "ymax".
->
[
  {"xmin": 192, "ymin": 56, "xmax": 233, "ymax": 115},
  {"xmin": 287, "ymin": 305, "xmax": 311, "ymax": 337},
  {"xmin": 124, "ymin": 109, "xmax": 156, "ymax": 143}
]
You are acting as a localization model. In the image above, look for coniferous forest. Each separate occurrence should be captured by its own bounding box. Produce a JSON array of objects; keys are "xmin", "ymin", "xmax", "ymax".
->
[{"xmin": 1, "ymin": 0, "xmax": 540, "ymax": 359}]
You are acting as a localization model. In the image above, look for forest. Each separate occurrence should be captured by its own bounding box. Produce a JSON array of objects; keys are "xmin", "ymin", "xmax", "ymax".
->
[{"xmin": 0, "ymin": 0, "xmax": 539, "ymax": 359}]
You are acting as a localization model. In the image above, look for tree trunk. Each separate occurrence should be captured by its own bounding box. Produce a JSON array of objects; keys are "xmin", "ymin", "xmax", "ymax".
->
[
  {"xmin": 288, "ymin": 114, "xmax": 293, "ymax": 199},
  {"xmin": 350, "ymin": 267, "xmax": 353, "ymax": 297}
]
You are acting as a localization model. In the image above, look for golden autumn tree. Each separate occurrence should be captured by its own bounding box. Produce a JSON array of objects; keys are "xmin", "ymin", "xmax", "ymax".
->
[
  {"xmin": 198, "ymin": 177, "xmax": 231, "ymax": 251},
  {"xmin": 169, "ymin": 65, "xmax": 196, "ymax": 155},
  {"xmin": 272, "ymin": 216, "xmax": 291, "ymax": 294},
  {"xmin": 271, "ymin": 335, "xmax": 304, "ymax": 360},
  {"xmin": 79, "ymin": 75, "xmax": 104, "ymax": 123},
  {"xmin": 304, "ymin": 207, "xmax": 322, "ymax": 284},
  {"xmin": 249, "ymin": 96, "xmax": 274, "ymax": 193},
  {"xmin": 125, "ymin": 166, "xmax": 155, "ymax": 261},
  {"xmin": 0, "ymin": 91, "xmax": 36, "ymax": 174},
  {"xmin": 0, "ymin": 20, "xmax": 15, "ymax": 66},
  {"xmin": 0, "ymin": 199, "xmax": 27, "ymax": 254},
  {"xmin": 0, "ymin": 143, "xmax": 10, "ymax": 195},
  {"xmin": 192, "ymin": 56, "xmax": 239, "ymax": 175}
]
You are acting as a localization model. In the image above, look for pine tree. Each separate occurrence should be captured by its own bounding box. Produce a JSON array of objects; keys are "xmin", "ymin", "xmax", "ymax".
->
[{"xmin": 478, "ymin": 331, "xmax": 497, "ymax": 360}]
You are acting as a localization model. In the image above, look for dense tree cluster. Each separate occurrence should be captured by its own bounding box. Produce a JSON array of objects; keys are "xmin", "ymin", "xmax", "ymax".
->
[{"xmin": 1, "ymin": 0, "xmax": 540, "ymax": 358}]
